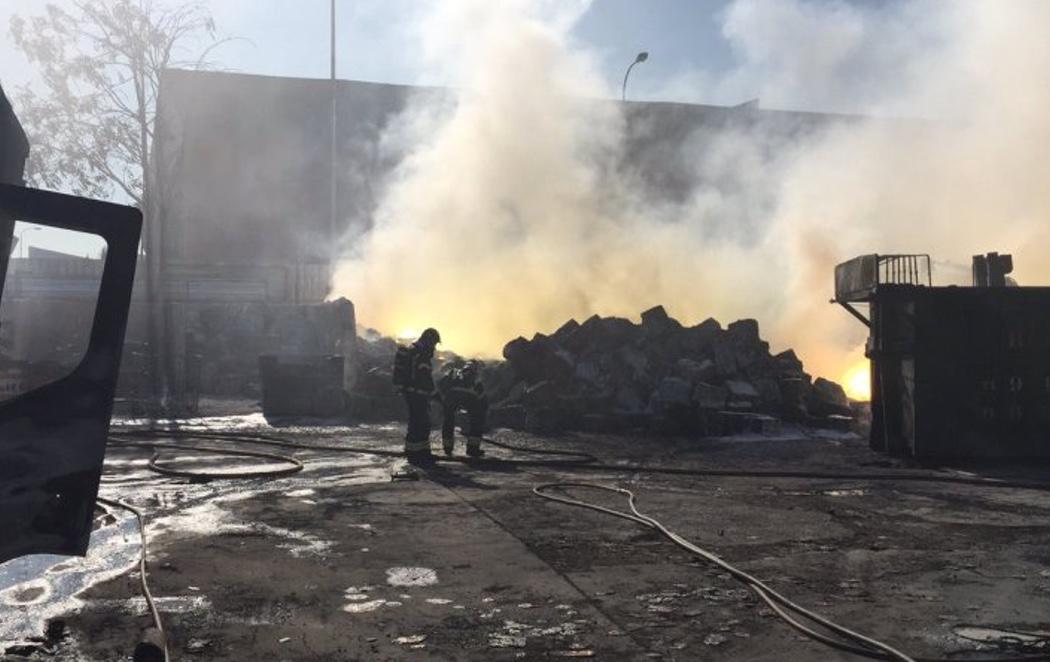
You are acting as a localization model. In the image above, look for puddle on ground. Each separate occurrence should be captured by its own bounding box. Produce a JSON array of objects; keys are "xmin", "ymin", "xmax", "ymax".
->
[
  {"xmin": 0, "ymin": 508, "xmax": 140, "ymax": 647},
  {"xmin": 490, "ymin": 633, "xmax": 527, "ymax": 648},
  {"xmin": 507, "ymin": 619, "xmax": 581, "ymax": 637},
  {"xmin": 4, "ymin": 420, "xmax": 403, "ymax": 650},
  {"xmin": 343, "ymin": 599, "xmax": 392, "ymax": 613},
  {"xmin": 394, "ymin": 634, "xmax": 428, "ymax": 649},
  {"xmin": 954, "ymin": 626, "xmax": 1050, "ymax": 646},
  {"xmin": 489, "ymin": 619, "xmax": 583, "ymax": 648},
  {"xmin": 823, "ymin": 488, "xmax": 867, "ymax": 497},
  {"xmin": 92, "ymin": 594, "xmax": 213, "ymax": 616},
  {"xmin": 155, "ymin": 501, "xmax": 335, "ymax": 558},
  {"xmin": 6, "ymin": 584, "xmax": 50, "ymax": 605},
  {"xmin": 386, "ymin": 567, "xmax": 438, "ymax": 587},
  {"xmin": 342, "ymin": 585, "xmax": 404, "ymax": 614},
  {"xmin": 148, "ymin": 454, "xmax": 302, "ymax": 477},
  {"xmin": 112, "ymin": 414, "xmax": 401, "ymax": 439},
  {"xmin": 395, "ymin": 634, "xmax": 428, "ymax": 645}
]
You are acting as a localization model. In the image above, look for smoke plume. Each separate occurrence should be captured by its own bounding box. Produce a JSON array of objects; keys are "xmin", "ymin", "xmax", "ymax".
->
[{"xmin": 331, "ymin": 0, "xmax": 1050, "ymax": 388}]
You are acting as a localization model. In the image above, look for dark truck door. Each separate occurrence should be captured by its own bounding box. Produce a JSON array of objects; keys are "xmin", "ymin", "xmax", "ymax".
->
[{"xmin": 0, "ymin": 183, "xmax": 140, "ymax": 563}]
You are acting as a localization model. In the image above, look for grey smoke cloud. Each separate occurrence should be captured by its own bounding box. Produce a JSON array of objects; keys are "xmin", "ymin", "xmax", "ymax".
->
[{"xmin": 331, "ymin": 0, "xmax": 1050, "ymax": 388}]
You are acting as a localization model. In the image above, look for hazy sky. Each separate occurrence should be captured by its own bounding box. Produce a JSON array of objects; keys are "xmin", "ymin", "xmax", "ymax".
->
[
  {"xmin": 0, "ymin": 0, "xmax": 742, "ymax": 259},
  {"xmin": 1, "ymin": 0, "xmax": 744, "ymax": 105}
]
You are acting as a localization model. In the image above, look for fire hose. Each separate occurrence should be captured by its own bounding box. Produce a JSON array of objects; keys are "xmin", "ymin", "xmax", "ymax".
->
[
  {"xmin": 108, "ymin": 428, "xmax": 1050, "ymax": 491},
  {"xmin": 533, "ymin": 482, "xmax": 1050, "ymax": 662},
  {"xmin": 94, "ymin": 496, "xmax": 170, "ymax": 662},
  {"xmin": 96, "ymin": 428, "xmax": 594, "ymax": 661},
  {"xmin": 534, "ymin": 483, "xmax": 917, "ymax": 662},
  {"xmin": 99, "ymin": 428, "xmax": 1050, "ymax": 662}
]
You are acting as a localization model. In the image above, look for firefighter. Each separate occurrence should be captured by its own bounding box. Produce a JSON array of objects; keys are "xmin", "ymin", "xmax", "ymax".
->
[
  {"xmin": 438, "ymin": 360, "xmax": 488, "ymax": 458},
  {"xmin": 393, "ymin": 328, "xmax": 441, "ymax": 465}
]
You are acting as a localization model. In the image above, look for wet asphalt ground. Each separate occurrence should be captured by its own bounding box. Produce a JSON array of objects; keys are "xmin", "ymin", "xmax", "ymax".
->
[{"xmin": 3, "ymin": 416, "xmax": 1050, "ymax": 661}]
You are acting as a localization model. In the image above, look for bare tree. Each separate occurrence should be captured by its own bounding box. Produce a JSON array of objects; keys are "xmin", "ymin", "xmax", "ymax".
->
[
  {"xmin": 10, "ymin": 1, "xmax": 232, "ymax": 411},
  {"xmin": 9, "ymin": 0, "xmax": 229, "ymax": 207}
]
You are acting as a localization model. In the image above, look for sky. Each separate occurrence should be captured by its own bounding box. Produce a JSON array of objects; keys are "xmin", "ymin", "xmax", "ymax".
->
[
  {"xmin": 1, "ymin": 0, "xmax": 748, "ymax": 106},
  {"xmin": 0, "ymin": 0, "xmax": 747, "ymax": 258}
]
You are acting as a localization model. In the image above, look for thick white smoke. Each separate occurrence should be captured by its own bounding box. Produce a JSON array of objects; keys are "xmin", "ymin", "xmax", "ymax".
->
[
  {"xmin": 331, "ymin": 0, "xmax": 1050, "ymax": 393},
  {"xmin": 747, "ymin": 0, "xmax": 1050, "ymax": 385}
]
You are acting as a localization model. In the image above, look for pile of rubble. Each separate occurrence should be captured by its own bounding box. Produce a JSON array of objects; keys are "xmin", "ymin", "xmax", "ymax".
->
[
  {"xmin": 345, "ymin": 307, "xmax": 853, "ymax": 435},
  {"xmin": 479, "ymin": 306, "xmax": 852, "ymax": 435}
]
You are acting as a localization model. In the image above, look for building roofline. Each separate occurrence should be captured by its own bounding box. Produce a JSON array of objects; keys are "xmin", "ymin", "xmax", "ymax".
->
[{"xmin": 157, "ymin": 67, "xmax": 865, "ymax": 122}]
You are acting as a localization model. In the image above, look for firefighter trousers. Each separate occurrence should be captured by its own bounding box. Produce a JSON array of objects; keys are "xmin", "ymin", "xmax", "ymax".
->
[
  {"xmin": 403, "ymin": 391, "xmax": 432, "ymax": 456},
  {"xmin": 441, "ymin": 389, "xmax": 487, "ymax": 454}
]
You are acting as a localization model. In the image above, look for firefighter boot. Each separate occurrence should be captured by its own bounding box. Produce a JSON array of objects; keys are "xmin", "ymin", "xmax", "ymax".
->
[{"xmin": 406, "ymin": 448, "xmax": 435, "ymax": 467}]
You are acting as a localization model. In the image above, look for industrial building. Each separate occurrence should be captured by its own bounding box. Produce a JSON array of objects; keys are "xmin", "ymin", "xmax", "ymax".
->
[{"xmin": 149, "ymin": 69, "xmax": 855, "ymax": 292}]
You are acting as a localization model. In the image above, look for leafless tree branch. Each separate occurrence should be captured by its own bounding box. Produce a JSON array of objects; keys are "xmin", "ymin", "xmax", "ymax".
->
[{"xmin": 9, "ymin": 0, "xmax": 232, "ymax": 209}]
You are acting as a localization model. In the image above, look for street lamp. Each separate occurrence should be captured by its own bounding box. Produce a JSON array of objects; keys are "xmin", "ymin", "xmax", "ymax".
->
[
  {"xmin": 329, "ymin": 0, "xmax": 338, "ymax": 250},
  {"xmin": 622, "ymin": 51, "xmax": 649, "ymax": 102},
  {"xmin": 17, "ymin": 226, "xmax": 41, "ymax": 259}
]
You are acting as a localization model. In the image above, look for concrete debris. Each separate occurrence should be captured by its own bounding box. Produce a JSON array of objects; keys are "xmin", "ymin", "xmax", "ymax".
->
[
  {"xmin": 482, "ymin": 306, "xmax": 853, "ymax": 434},
  {"xmin": 343, "ymin": 307, "xmax": 852, "ymax": 435}
]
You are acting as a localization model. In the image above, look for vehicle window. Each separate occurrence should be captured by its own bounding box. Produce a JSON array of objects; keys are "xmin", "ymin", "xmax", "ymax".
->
[{"xmin": 0, "ymin": 220, "xmax": 106, "ymax": 401}]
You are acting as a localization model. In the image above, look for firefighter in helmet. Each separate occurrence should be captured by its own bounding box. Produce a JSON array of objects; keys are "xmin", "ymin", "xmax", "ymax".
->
[
  {"xmin": 394, "ymin": 328, "xmax": 441, "ymax": 465},
  {"xmin": 438, "ymin": 360, "xmax": 488, "ymax": 457}
]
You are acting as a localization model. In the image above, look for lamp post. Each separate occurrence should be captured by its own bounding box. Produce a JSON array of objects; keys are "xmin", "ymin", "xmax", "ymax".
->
[
  {"xmin": 17, "ymin": 226, "xmax": 41, "ymax": 259},
  {"xmin": 329, "ymin": 0, "xmax": 338, "ymax": 249},
  {"xmin": 622, "ymin": 51, "xmax": 648, "ymax": 102}
]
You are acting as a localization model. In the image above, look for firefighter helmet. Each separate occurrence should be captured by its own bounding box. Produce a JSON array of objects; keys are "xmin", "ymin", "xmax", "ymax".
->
[{"xmin": 419, "ymin": 328, "xmax": 441, "ymax": 346}]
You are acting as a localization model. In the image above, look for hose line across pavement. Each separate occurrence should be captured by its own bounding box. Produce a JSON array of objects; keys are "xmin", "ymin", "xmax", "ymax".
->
[
  {"xmin": 108, "ymin": 428, "xmax": 1050, "ymax": 491},
  {"xmin": 100, "ymin": 427, "xmax": 1050, "ymax": 662},
  {"xmin": 94, "ymin": 497, "xmax": 170, "ymax": 662},
  {"xmin": 533, "ymin": 482, "xmax": 1050, "ymax": 662}
]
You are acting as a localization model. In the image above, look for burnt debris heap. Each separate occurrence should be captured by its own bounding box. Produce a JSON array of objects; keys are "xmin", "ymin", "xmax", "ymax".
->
[{"xmin": 481, "ymin": 306, "xmax": 851, "ymax": 434}]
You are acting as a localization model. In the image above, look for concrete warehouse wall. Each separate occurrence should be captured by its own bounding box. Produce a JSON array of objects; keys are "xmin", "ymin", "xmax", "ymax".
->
[{"xmin": 150, "ymin": 69, "xmax": 859, "ymax": 272}]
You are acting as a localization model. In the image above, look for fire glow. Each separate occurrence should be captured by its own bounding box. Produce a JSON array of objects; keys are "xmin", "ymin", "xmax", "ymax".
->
[{"xmin": 842, "ymin": 359, "xmax": 871, "ymax": 402}]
